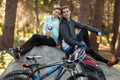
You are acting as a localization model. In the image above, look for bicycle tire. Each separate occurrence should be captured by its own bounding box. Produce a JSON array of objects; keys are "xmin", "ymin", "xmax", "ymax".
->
[
  {"xmin": 98, "ymin": 70, "xmax": 106, "ymax": 80},
  {"xmin": 67, "ymin": 73, "xmax": 99, "ymax": 80},
  {"xmin": 3, "ymin": 76, "xmax": 25, "ymax": 80},
  {"xmin": 3, "ymin": 70, "xmax": 33, "ymax": 80}
]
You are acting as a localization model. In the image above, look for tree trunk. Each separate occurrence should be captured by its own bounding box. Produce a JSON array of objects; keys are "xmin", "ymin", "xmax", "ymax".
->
[
  {"xmin": 78, "ymin": 0, "xmax": 90, "ymax": 24},
  {"xmin": 90, "ymin": 0, "xmax": 104, "ymax": 52},
  {"xmin": 34, "ymin": 0, "xmax": 39, "ymax": 34},
  {"xmin": 114, "ymin": 24, "xmax": 120, "ymax": 57},
  {"xmin": 77, "ymin": 0, "xmax": 90, "ymax": 34},
  {"xmin": 0, "ymin": 0, "xmax": 18, "ymax": 50},
  {"xmin": 59, "ymin": 0, "xmax": 68, "ymax": 7},
  {"xmin": 111, "ymin": 0, "xmax": 120, "ymax": 56}
]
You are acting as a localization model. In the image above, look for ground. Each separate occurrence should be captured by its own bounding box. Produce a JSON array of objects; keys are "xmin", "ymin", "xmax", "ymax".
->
[
  {"xmin": 0, "ymin": 44, "xmax": 120, "ymax": 77},
  {"xmin": 99, "ymin": 44, "xmax": 120, "ymax": 68}
]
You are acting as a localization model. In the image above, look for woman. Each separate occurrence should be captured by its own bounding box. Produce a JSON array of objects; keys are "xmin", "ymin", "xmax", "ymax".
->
[{"xmin": 9, "ymin": 7, "xmax": 61, "ymax": 59}]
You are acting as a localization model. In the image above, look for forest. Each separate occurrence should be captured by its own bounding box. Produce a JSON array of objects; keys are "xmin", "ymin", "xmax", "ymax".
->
[{"xmin": 0, "ymin": 0, "xmax": 120, "ymax": 72}]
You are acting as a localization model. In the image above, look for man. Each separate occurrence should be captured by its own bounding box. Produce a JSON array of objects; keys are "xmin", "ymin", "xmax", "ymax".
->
[{"xmin": 59, "ymin": 6, "xmax": 119, "ymax": 67}]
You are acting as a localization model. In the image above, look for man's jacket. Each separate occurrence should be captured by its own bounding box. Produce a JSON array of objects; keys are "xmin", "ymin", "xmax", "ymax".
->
[{"xmin": 59, "ymin": 18, "xmax": 99, "ymax": 48}]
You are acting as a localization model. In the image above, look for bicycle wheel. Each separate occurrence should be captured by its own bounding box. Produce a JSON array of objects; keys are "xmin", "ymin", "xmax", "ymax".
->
[
  {"xmin": 67, "ymin": 73, "xmax": 97, "ymax": 80},
  {"xmin": 67, "ymin": 73, "xmax": 89, "ymax": 80},
  {"xmin": 3, "ymin": 76, "xmax": 25, "ymax": 80},
  {"xmin": 3, "ymin": 70, "xmax": 33, "ymax": 80},
  {"xmin": 98, "ymin": 70, "xmax": 106, "ymax": 80}
]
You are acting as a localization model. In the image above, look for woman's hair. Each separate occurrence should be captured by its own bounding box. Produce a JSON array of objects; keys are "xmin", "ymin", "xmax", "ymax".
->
[
  {"xmin": 53, "ymin": 7, "xmax": 61, "ymax": 20},
  {"xmin": 54, "ymin": 7, "xmax": 61, "ymax": 11}
]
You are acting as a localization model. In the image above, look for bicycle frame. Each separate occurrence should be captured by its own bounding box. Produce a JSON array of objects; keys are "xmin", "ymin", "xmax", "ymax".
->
[
  {"xmin": 32, "ymin": 58, "xmax": 76, "ymax": 80},
  {"xmin": 34, "ymin": 65, "xmax": 64, "ymax": 80}
]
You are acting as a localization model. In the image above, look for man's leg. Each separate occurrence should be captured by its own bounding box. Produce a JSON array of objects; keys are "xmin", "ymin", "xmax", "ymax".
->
[
  {"xmin": 77, "ymin": 29, "xmax": 91, "ymax": 47},
  {"xmin": 86, "ymin": 47, "xmax": 109, "ymax": 64}
]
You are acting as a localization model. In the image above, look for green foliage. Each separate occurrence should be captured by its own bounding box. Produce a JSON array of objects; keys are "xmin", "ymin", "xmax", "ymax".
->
[
  {"xmin": 0, "ymin": 0, "xmax": 3, "ymax": 6},
  {"xmin": 0, "ymin": 51, "xmax": 6, "ymax": 68},
  {"xmin": 13, "ymin": 36, "xmax": 25, "ymax": 47},
  {"xmin": 101, "ymin": 36, "xmax": 108, "ymax": 45},
  {"xmin": 0, "ymin": 0, "xmax": 117, "ymax": 49},
  {"xmin": 0, "ymin": 23, "xmax": 2, "ymax": 36}
]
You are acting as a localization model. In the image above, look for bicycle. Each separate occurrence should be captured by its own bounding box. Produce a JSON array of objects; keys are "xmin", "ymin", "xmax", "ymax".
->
[
  {"xmin": 3, "ymin": 42, "xmax": 105, "ymax": 80},
  {"xmin": 78, "ymin": 56, "xmax": 106, "ymax": 80}
]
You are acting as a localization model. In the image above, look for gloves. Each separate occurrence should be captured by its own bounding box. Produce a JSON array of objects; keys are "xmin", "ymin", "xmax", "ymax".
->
[
  {"xmin": 78, "ymin": 42, "xmax": 86, "ymax": 47},
  {"xmin": 97, "ymin": 30, "xmax": 102, "ymax": 36}
]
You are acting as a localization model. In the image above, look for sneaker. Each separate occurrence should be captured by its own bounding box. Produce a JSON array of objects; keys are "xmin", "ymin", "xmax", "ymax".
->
[
  {"xmin": 9, "ymin": 48, "xmax": 20, "ymax": 59},
  {"xmin": 14, "ymin": 47, "xmax": 21, "ymax": 52},
  {"xmin": 108, "ymin": 57, "xmax": 119, "ymax": 67}
]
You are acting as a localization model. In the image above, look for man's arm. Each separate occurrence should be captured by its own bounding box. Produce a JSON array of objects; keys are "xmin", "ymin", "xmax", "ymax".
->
[
  {"xmin": 73, "ymin": 20, "xmax": 99, "ymax": 33},
  {"xmin": 60, "ymin": 23, "xmax": 80, "ymax": 46}
]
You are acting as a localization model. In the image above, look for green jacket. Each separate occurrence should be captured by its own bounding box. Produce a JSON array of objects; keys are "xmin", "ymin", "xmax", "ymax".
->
[{"xmin": 43, "ymin": 16, "xmax": 60, "ymax": 43}]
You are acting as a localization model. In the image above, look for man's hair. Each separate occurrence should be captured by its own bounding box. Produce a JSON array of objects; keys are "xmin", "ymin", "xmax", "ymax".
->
[{"xmin": 61, "ymin": 6, "xmax": 70, "ymax": 14}]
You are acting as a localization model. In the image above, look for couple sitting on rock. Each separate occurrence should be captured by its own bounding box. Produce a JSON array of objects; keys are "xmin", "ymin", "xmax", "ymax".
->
[{"xmin": 9, "ymin": 6, "xmax": 119, "ymax": 67}]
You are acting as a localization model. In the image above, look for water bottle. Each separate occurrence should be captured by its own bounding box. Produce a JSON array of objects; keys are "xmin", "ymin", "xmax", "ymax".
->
[
  {"xmin": 46, "ymin": 24, "xmax": 52, "ymax": 37},
  {"xmin": 97, "ymin": 31, "xmax": 102, "ymax": 43}
]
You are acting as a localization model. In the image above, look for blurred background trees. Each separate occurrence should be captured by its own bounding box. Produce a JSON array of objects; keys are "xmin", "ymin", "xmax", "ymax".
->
[{"xmin": 0, "ymin": 0, "xmax": 120, "ymax": 55}]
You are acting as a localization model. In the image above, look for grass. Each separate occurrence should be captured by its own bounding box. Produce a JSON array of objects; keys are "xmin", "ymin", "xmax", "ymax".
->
[{"xmin": 0, "ymin": 54, "xmax": 13, "ymax": 76}]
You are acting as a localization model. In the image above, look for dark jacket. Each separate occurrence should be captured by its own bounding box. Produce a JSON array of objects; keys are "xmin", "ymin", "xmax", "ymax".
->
[{"xmin": 59, "ymin": 18, "xmax": 99, "ymax": 47}]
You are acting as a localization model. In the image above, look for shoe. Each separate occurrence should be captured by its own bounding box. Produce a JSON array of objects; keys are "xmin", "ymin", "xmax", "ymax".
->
[
  {"xmin": 108, "ymin": 57, "xmax": 119, "ymax": 67},
  {"xmin": 14, "ymin": 47, "xmax": 21, "ymax": 52},
  {"xmin": 9, "ymin": 48, "xmax": 20, "ymax": 59}
]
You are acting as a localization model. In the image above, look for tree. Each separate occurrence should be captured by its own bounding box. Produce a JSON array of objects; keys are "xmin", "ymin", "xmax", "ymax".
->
[
  {"xmin": 78, "ymin": 0, "xmax": 90, "ymax": 24},
  {"xmin": 59, "ymin": 0, "xmax": 68, "ymax": 7},
  {"xmin": 111, "ymin": 0, "xmax": 120, "ymax": 56},
  {"xmin": 77, "ymin": 0, "xmax": 90, "ymax": 33},
  {"xmin": 34, "ymin": 0, "xmax": 39, "ymax": 34},
  {"xmin": 0, "ymin": 0, "xmax": 18, "ymax": 50},
  {"xmin": 114, "ymin": 24, "xmax": 120, "ymax": 57},
  {"xmin": 90, "ymin": 0, "xmax": 104, "ymax": 52}
]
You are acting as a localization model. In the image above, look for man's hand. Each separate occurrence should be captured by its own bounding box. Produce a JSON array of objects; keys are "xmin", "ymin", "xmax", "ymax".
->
[
  {"xmin": 78, "ymin": 42, "xmax": 86, "ymax": 47},
  {"xmin": 97, "ymin": 30, "xmax": 102, "ymax": 36}
]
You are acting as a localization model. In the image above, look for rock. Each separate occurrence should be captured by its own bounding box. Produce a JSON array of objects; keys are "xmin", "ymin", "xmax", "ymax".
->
[
  {"xmin": 96, "ymin": 61, "xmax": 120, "ymax": 80},
  {"xmin": 2, "ymin": 46, "xmax": 72, "ymax": 80},
  {"xmin": 88, "ymin": 56, "xmax": 120, "ymax": 80},
  {"xmin": 1, "ymin": 46, "xmax": 120, "ymax": 80}
]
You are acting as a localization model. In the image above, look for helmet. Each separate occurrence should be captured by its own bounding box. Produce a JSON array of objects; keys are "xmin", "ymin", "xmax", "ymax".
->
[{"xmin": 73, "ymin": 47, "xmax": 86, "ymax": 62}]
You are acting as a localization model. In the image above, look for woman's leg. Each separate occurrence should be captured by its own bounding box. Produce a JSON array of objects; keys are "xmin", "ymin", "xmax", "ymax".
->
[
  {"xmin": 20, "ymin": 35, "xmax": 56, "ymax": 55},
  {"xmin": 19, "ymin": 34, "xmax": 56, "ymax": 55},
  {"xmin": 11, "ymin": 34, "xmax": 56, "ymax": 59},
  {"xmin": 19, "ymin": 34, "xmax": 44, "ymax": 49}
]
